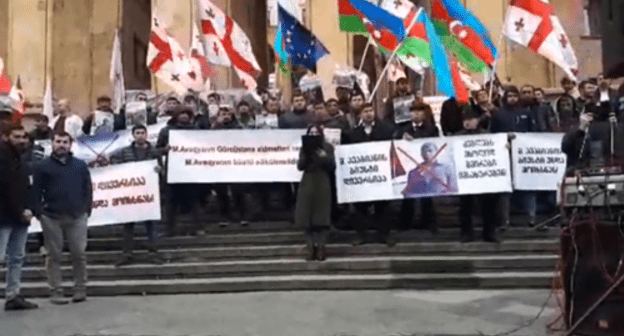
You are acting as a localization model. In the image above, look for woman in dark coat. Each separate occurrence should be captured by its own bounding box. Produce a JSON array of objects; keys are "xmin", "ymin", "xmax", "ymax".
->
[{"xmin": 295, "ymin": 124, "xmax": 336, "ymax": 261}]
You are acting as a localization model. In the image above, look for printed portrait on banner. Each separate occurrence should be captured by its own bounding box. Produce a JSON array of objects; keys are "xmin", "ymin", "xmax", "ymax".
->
[{"xmin": 390, "ymin": 139, "xmax": 458, "ymax": 198}]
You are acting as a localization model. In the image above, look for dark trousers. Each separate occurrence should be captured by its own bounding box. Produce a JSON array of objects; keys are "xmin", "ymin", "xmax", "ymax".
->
[
  {"xmin": 354, "ymin": 201, "xmax": 391, "ymax": 238},
  {"xmin": 329, "ymin": 171, "xmax": 343, "ymax": 223},
  {"xmin": 459, "ymin": 195, "xmax": 497, "ymax": 240},
  {"xmin": 213, "ymin": 184, "xmax": 254, "ymax": 222},
  {"xmin": 166, "ymin": 184, "xmax": 201, "ymax": 234},
  {"xmin": 399, "ymin": 197, "xmax": 436, "ymax": 230},
  {"xmin": 122, "ymin": 221, "xmax": 157, "ymax": 254}
]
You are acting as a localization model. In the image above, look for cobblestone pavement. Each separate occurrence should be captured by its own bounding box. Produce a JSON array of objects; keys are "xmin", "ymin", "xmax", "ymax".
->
[{"xmin": 0, "ymin": 290, "xmax": 564, "ymax": 336}]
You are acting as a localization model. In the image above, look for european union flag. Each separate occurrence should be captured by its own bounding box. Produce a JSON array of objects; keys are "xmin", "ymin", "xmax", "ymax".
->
[{"xmin": 278, "ymin": 5, "xmax": 329, "ymax": 73}]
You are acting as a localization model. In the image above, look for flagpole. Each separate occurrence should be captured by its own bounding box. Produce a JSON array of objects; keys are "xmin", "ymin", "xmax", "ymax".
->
[
  {"xmin": 358, "ymin": 37, "xmax": 372, "ymax": 73},
  {"xmin": 368, "ymin": 7, "xmax": 423, "ymax": 103},
  {"xmin": 489, "ymin": 5, "xmax": 511, "ymax": 103}
]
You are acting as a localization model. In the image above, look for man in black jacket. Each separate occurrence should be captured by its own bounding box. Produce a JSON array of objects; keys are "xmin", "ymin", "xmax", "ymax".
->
[
  {"xmin": 32, "ymin": 131, "xmax": 93, "ymax": 305},
  {"xmin": 0, "ymin": 125, "xmax": 38, "ymax": 310},
  {"xmin": 396, "ymin": 103, "xmax": 440, "ymax": 233},
  {"xmin": 455, "ymin": 109, "xmax": 500, "ymax": 243},
  {"xmin": 345, "ymin": 103, "xmax": 395, "ymax": 246},
  {"xmin": 110, "ymin": 125, "xmax": 164, "ymax": 267}
]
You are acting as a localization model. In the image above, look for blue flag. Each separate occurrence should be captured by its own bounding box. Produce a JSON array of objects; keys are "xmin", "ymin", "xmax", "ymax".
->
[{"xmin": 277, "ymin": 5, "xmax": 329, "ymax": 73}]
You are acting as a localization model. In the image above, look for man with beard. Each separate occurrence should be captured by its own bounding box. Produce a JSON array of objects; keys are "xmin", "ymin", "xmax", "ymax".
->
[
  {"xmin": 316, "ymin": 100, "xmax": 350, "ymax": 133},
  {"xmin": 346, "ymin": 92, "xmax": 365, "ymax": 128},
  {"xmin": 472, "ymin": 89, "xmax": 497, "ymax": 130},
  {"xmin": 490, "ymin": 86, "xmax": 539, "ymax": 228},
  {"xmin": 279, "ymin": 91, "xmax": 316, "ymax": 129},
  {"xmin": 256, "ymin": 97, "xmax": 281, "ymax": 129},
  {"xmin": 593, "ymin": 73, "xmax": 619, "ymax": 121},
  {"xmin": 157, "ymin": 106, "xmax": 203, "ymax": 236},
  {"xmin": 32, "ymin": 131, "xmax": 92, "ymax": 304},
  {"xmin": 0, "ymin": 125, "xmax": 39, "ymax": 310},
  {"xmin": 51, "ymin": 99, "xmax": 83, "ymax": 139},
  {"xmin": 520, "ymin": 85, "xmax": 552, "ymax": 132},
  {"xmin": 236, "ymin": 101, "xmax": 255, "ymax": 129}
]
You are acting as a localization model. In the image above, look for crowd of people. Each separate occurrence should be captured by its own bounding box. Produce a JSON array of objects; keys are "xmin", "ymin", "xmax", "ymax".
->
[{"xmin": 1, "ymin": 71, "xmax": 623, "ymax": 310}]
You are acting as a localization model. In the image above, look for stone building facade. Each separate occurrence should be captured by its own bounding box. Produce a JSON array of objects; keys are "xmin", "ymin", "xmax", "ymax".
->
[{"xmin": 0, "ymin": 0, "xmax": 602, "ymax": 116}]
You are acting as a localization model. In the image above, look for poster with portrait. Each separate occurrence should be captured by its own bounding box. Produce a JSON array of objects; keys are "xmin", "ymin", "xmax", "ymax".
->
[
  {"xmin": 125, "ymin": 101, "xmax": 148, "ymax": 127},
  {"xmin": 299, "ymin": 76, "xmax": 325, "ymax": 105},
  {"xmin": 393, "ymin": 95, "xmax": 415, "ymax": 124},
  {"xmin": 92, "ymin": 110, "xmax": 115, "ymax": 135}
]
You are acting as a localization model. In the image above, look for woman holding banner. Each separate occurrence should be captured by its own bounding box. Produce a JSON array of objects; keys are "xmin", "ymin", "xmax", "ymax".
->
[{"xmin": 295, "ymin": 125, "xmax": 336, "ymax": 261}]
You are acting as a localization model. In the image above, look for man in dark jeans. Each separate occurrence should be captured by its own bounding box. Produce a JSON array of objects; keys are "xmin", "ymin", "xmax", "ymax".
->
[
  {"xmin": 455, "ymin": 108, "xmax": 500, "ymax": 243},
  {"xmin": 0, "ymin": 125, "xmax": 39, "ymax": 310},
  {"xmin": 345, "ymin": 103, "xmax": 395, "ymax": 246},
  {"xmin": 396, "ymin": 103, "xmax": 440, "ymax": 233},
  {"xmin": 32, "ymin": 131, "xmax": 93, "ymax": 305},
  {"xmin": 110, "ymin": 125, "xmax": 164, "ymax": 267}
]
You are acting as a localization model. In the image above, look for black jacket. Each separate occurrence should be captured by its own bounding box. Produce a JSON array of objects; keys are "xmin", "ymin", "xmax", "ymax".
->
[
  {"xmin": 396, "ymin": 121, "xmax": 440, "ymax": 139},
  {"xmin": 345, "ymin": 121, "xmax": 395, "ymax": 144},
  {"xmin": 562, "ymin": 121, "xmax": 624, "ymax": 168},
  {"xmin": 0, "ymin": 142, "xmax": 31, "ymax": 225},
  {"xmin": 110, "ymin": 142, "xmax": 162, "ymax": 164},
  {"xmin": 440, "ymin": 98, "xmax": 464, "ymax": 136}
]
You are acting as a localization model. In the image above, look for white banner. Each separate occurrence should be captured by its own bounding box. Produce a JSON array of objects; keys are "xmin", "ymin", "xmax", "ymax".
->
[
  {"xmin": 168, "ymin": 130, "xmax": 308, "ymax": 183},
  {"xmin": 336, "ymin": 133, "xmax": 512, "ymax": 203},
  {"xmin": 512, "ymin": 133, "xmax": 567, "ymax": 191},
  {"xmin": 29, "ymin": 160, "xmax": 161, "ymax": 232}
]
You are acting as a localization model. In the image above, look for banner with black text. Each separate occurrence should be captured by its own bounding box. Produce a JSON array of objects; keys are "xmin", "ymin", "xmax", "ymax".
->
[
  {"xmin": 336, "ymin": 134, "xmax": 512, "ymax": 203},
  {"xmin": 511, "ymin": 133, "xmax": 567, "ymax": 191}
]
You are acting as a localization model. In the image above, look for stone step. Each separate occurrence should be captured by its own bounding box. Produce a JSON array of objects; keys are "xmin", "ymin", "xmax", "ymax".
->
[
  {"xmin": 4, "ymin": 272, "xmax": 557, "ymax": 298},
  {"xmin": 8, "ymin": 255, "xmax": 558, "ymax": 283},
  {"xmin": 21, "ymin": 240, "xmax": 560, "ymax": 267},
  {"xmin": 27, "ymin": 227, "xmax": 561, "ymax": 252}
]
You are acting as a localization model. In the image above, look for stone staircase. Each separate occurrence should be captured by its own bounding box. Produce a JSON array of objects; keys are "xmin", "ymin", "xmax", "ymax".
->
[{"xmin": 2, "ymin": 218, "xmax": 562, "ymax": 298}]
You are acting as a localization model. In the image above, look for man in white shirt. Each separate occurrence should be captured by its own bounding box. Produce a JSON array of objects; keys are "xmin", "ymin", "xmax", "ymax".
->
[{"xmin": 52, "ymin": 99, "xmax": 83, "ymax": 139}]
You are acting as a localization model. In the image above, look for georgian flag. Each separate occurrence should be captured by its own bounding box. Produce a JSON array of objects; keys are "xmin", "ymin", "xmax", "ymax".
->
[
  {"xmin": 198, "ymin": 0, "xmax": 262, "ymax": 91},
  {"xmin": 502, "ymin": 0, "xmax": 578, "ymax": 81},
  {"xmin": 147, "ymin": 13, "xmax": 200, "ymax": 94},
  {"xmin": 9, "ymin": 76, "xmax": 25, "ymax": 120}
]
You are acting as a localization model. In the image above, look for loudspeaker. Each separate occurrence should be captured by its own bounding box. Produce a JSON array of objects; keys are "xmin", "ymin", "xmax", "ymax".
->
[
  {"xmin": 561, "ymin": 220, "xmax": 624, "ymax": 335},
  {"xmin": 601, "ymin": 0, "xmax": 624, "ymax": 78}
]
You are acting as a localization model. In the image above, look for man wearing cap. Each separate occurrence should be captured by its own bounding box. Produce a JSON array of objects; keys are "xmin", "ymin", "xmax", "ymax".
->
[{"xmin": 455, "ymin": 107, "xmax": 500, "ymax": 243}]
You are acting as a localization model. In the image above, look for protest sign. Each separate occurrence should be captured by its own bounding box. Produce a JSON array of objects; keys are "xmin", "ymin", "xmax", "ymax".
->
[
  {"xmin": 512, "ymin": 133, "xmax": 567, "ymax": 191},
  {"xmin": 324, "ymin": 128, "xmax": 342, "ymax": 146},
  {"xmin": 335, "ymin": 133, "xmax": 512, "ymax": 203},
  {"xmin": 125, "ymin": 101, "xmax": 148, "ymax": 127},
  {"xmin": 29, "ymin": 160, "xmax": 161, "ymax": 232},
  {"xmin": 168, "ymin": 130, "xmax": 311, "ymax": 183},
  {"xmin": 393, "ymin": 95, "xmax": 415, "ymax": 124},
  {"xmin": 299, "ymin": 76, "xmax": 325, "ymax": 105}
]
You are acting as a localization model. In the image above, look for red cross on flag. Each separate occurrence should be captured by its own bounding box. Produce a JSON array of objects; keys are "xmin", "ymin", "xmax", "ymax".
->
[
  {"xmin": 502, "ymin": 0, "xmax": 578, "ymax": 81},
  {"xmin": 197, "ymin": 0, "xmax": 262, "ymax": 91},
  {"xmin": 147, "ymin": 12, "xmax": 198, "ymax": 94}
]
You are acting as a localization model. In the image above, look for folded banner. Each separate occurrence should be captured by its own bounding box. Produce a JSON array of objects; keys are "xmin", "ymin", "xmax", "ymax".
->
[
  {"xmin": 336, "ymin": 133, "xmax": 512, "ymax": 203},
  {"xmin": 168, "ymin": 130, "xmax": 340, "ymax": 183},
  {"xmin": 29, "ymin": 160, "xmax": 162, "ymax": 232},
  {"xmin": 511, "ymin": 133, "xmax": 567, "ymax": 191},
  {"xmin": 36, "ymin": 121, "xmax": 167, "ymax": 164}
]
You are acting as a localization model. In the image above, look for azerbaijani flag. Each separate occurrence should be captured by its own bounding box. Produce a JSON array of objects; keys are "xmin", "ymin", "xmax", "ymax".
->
[
  {"xmin": 338, "ymin": 0, "xmax": 406, "ymax": 51},
  {"xmin": 431, "ymin": 0, "xmax": 497, "ymax": 74}
]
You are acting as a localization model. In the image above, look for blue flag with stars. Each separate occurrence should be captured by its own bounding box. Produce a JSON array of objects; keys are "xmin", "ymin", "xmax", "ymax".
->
[{"xmin": 277, "ymin": 5, "xmax": 329, "ymax": 73}]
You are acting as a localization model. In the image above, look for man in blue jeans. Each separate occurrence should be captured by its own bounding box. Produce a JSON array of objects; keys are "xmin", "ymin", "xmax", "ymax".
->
[{"xmin": 0, "ymin": 124, "xmax": 38, "ymax": 310}]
